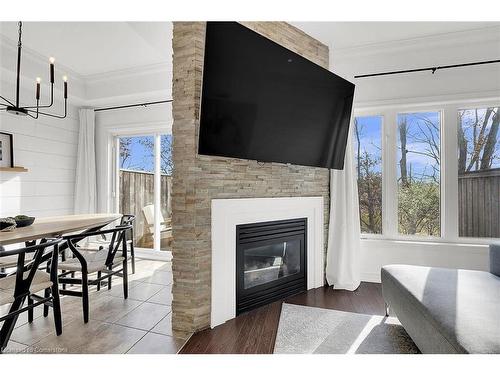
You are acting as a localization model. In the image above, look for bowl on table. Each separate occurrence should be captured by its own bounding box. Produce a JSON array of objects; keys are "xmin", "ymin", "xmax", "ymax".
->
[
  {"xmin": 0, "ymin": 217, "xmax": 17, "ymax": 232},
  {"xmin": 13, "ymin": 216, "xmax": 35, "ymax": 228}
]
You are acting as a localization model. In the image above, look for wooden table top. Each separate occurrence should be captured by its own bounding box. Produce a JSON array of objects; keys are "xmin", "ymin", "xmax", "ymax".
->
[{"xmin": 0, "ymin": 214, "xmax": 122, "ymax": 246}]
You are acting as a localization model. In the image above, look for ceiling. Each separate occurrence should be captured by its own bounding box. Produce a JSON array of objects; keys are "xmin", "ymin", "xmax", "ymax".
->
[
  {"xmin": 291, "ymin": 22, "xmax": 500, "ymax": 50},
  {"xmin": 0, "ymin": 22, "xmax": 172, "ymax": 76},
  {"xmin": 1, "ymin": 21, "xmax": 497, "ymax": 79}
]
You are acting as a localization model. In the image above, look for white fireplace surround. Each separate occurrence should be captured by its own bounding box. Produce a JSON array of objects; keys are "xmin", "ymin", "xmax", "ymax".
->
[{"xmin": 211, "ymin": 196, "xmax": 325, "ymax": 328}]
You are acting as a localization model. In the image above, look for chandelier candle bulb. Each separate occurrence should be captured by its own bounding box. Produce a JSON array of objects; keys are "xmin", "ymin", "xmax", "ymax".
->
[
  {"xmin": 63, "ymin": 76, "xmax": 68, "ymax": 99},
  {"xmin": 49, "ymin": 58, "xmax": 55, "ymax": 84},
  {"xmin": 36, "ymin": 77, "xmax": 41, "ymax": 100}
]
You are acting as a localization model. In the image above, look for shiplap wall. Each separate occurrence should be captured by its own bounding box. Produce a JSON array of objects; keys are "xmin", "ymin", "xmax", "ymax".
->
[{"xmin": 0, "ymin": 78, "xmax": 79, "ymax": 218}]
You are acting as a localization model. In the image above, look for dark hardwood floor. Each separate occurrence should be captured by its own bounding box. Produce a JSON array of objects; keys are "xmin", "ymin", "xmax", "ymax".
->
[{"xmin": 180, "ymin": 282, "xmax": 385, "ymax": 354}]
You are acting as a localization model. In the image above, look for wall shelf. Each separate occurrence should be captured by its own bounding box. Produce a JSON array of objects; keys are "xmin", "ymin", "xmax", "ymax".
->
[{"xmin": 0, "ymin": 166, "xmax": 28, "ymax": 172}]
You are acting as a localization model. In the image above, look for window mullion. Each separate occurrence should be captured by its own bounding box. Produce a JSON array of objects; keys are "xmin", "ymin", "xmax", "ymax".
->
[
  {"xmin": 383, "ymin": 110, "xmax": 398, "ymax": 238},
  {"xmin": 442, "ymin": 106, "xmax": 459, "ymax": 240},
  {"xmin": 154, "ymin": 133, "xmax": 161, "ymax": 251}
]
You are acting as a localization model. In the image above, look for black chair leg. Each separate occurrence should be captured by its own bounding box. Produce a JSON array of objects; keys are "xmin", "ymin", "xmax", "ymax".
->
[
  {"xmin": 51, "ymin": 285, "xmax": 63, "ymax": 336},
  {"xmin": 60, "ymin": 251, "xmax": 66, "ymax": 291},
  {"xmin": 96, "ymin": 271, "xmax": 101, "ymax": 291},
  {"xmin": 61, "ymin": 269, "xmax": 66, "ymax": 290},
  {"xmin": 107, "ymin": 265, "xmax": 112, "ymax": 290},
  {"xmin": 123, "ymin": 260, "xmax": 128, "ymax": 299},
  {"xmin": 0, "ymin": 296, "xmax": 26, "ymax": 352},
  {"xmin": 82, "ymin": 273, "xmax": 89, "ymax": 323},
  {"xmin": 130, "ymin": 243, "xmax": 135, "ymax": 274},
  {"xmin": 43, "ymin": 288, "xmax": 50, "ymax": 317},
  {"xmin": 28, "ymin": 296, "xmax": 34, "ymax": 323}
]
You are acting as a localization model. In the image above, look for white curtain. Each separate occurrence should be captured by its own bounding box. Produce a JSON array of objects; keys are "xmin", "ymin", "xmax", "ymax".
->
[
  {"xmin": 325, "ymin": 127, "xmax": 361, "ymax": 291},
  {"xmin": 74, "ymin": 108, "xmax": 97, "ymax": 214}
]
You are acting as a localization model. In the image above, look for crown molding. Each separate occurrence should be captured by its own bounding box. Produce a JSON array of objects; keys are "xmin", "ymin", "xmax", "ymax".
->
[
  {"xmin": 353, "ymin": 91, "xmax": 500, "ymax": 111},
  {"xmin": 83, "ymin": 62, "xmax": 171, "ymax": 83},
  {"xmin": 84, "ymin": 89, "xmax": 171, "ymax": 108},
  {"xmin": 333, "ymin": 25, "xmax": 500, "ymax": 60}
]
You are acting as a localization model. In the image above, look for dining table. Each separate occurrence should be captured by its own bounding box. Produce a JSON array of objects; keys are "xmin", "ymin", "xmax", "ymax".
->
[{"xmin": 0, "ymin": 214, "xmax": 122, "ymax": 246}]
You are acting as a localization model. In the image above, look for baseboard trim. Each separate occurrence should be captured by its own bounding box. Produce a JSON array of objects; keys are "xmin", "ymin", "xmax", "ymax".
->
[{"xmin": 361, "ymin": 272, "xmax": 381, "ymax": 283}]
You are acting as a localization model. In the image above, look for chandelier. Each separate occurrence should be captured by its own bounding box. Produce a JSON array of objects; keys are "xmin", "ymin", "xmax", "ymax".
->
[{"xmin": 0, "ymin": 22, "xmax": 68, "ymax": 119}]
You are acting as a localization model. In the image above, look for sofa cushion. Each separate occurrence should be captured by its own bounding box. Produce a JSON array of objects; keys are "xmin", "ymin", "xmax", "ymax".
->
[{"xmin": 382, "ymin": 264, "xmax": 500, "ymax": 354}]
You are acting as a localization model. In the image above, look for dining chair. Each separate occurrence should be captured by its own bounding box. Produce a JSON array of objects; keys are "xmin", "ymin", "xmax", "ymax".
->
[
  {"xmin": 80, "ymin": 214, "xmax": 136, "ymax": 274},
  {"xmin": 0, "ymin": 238, "xmax": 63, "ymax": 353},
  {"xmin": 57, "ymin": 225, "xmax": 131, "ymax": 323},
  {"xmin": 0, "ymin": 244, "xmax": 36, "ymax": 278}
]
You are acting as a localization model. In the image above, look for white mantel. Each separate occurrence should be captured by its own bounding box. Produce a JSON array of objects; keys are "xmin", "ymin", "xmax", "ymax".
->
[{"xmin": 210, "ymin": 196, "xmax": 325, "ymax": 328}]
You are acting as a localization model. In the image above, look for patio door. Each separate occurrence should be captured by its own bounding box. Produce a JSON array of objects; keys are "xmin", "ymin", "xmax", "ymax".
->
[{"xmin": 113, "ymin": 133, "xmax": 172, "ymax": 252}]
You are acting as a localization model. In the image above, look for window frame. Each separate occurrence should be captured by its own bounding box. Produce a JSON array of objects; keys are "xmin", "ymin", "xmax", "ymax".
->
[
  {"xmin": 352, "ymin": 114, "xmax": 385, "ymax": 236},
  {"xmin": 394, "ymin": 109, "xmax": 443, "ymax": 240},
  {"xmin": 113, "ymin": 132, "xmax": 170, "ymax": 252},
  {"xmin": 353, "ymin": 98, "xmax": 500, "ymax": 245}
]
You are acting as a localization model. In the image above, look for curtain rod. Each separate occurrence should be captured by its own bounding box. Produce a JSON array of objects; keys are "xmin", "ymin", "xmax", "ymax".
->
[
  {"xmin": 354, "ymin": 59, "xmax": 500, "ymax": 78},
  {"xmin": 94, "ymin": 99, "xmax": 173, "ymax": 112}
]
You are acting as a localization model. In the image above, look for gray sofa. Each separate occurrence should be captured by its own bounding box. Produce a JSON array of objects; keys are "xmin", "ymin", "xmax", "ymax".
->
[{"xmin": 381, "ymin": 243, "xmax": 500, "ymax": 354}]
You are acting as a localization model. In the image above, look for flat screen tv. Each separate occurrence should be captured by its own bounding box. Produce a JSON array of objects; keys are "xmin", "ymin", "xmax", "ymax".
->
[{"xmin": 198, "ymin": 22, "xmax": 355, "ymax": 170}]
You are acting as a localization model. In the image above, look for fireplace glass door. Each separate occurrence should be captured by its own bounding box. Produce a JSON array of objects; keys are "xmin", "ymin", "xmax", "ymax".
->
[
  {"xmin": 242, "ymin": 237, "xmax": 302, "ymax": 289},
  {"xmin": 236, "ymin": 218, "xmax": 307, "ymax": 315}
]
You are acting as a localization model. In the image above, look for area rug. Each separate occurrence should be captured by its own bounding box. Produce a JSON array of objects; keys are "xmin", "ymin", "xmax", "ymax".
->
[{"xmin": 274, "ymin": 303, "xmax": 420, "ymax": 354}]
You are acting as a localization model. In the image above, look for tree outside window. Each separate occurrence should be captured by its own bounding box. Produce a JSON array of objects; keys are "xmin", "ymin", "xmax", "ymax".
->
[
  {"xmin": 397, "ymin": 112, "xmax": 441, "ymax": 236},
  {"xmin": 458, "ymin": 107, "xmax": 499, "ymax": 238},
  {"xmin": 354, "ymin": 116, "xmax": 383, "ymax": 234},
  {"xmin": 458, "ymin": 107, "xmax": 499, "ymax": 173},
  {"xmin": 119, "ymin": 134, "xmax": 173, "ymax": 175}
]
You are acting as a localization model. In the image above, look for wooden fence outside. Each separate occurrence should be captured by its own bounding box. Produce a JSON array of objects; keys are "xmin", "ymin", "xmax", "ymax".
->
[
  {"xmin": 458, "ymin": 168, "xmax": 500, "ymax": 238},
  {"xmin": 119, "ymin": 169, "xmax": 172, "ymax": 248}
]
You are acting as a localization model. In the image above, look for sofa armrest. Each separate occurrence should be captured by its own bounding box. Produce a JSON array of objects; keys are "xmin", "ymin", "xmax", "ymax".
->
[{"xmin": 490, "ymin": 243, "xmax": 500, "ymax": 277}]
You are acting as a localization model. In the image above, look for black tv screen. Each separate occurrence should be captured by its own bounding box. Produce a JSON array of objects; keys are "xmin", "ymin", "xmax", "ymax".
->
[{"xmin": 198, "ymin": 22, "xmax": 355, "ymax": 170}]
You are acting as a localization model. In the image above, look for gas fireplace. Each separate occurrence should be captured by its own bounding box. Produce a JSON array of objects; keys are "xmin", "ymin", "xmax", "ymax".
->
[{"xmin": 236, "ymin": 218, "xmax": 307, "ymax": 315}]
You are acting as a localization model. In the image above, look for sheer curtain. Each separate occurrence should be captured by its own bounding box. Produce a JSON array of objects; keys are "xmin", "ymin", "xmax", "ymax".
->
[
  {"xmin": 74, "ymin": 108, "xmax": 97, "ymax": 214},
  {"xmin": 325, "ymin": 127, "xmax": 361, "ymax": 291}
]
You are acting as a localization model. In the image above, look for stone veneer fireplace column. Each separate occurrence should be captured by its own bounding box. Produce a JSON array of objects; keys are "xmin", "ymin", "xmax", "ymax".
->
[{"xmin": 171, "ymin": 22, "xmax": 330, "ymax": 338}]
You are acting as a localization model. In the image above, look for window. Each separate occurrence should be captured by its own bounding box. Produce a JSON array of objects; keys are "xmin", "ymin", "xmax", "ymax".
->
[
  {"xmin": 396, "ymin": 112, "xmax": 441, "ymax": 236},
  {"xmin": 354, "ymin": 116, "xmax": 383, "ymax": 234},
  {"xmin": 117, "ymin": 134, "xmax": 173, "ymax": 251},
  {"xmin": 119, "ymin": 135, "xmax": 155, "ymax": 172},
  {"xmin": 354, "ymin": 103, "xmax": 499, "ymax": 242},
  {"xmin": 458, "ymin": 107, "xmax": 500, "ymax": 238}
]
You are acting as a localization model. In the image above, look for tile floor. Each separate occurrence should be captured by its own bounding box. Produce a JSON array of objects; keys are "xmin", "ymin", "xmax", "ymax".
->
[{"xmin": 2, "ymin": 259, "xmax": 186, "ymax": 354}]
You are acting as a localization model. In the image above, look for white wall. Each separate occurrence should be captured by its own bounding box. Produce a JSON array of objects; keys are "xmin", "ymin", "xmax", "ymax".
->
[
  {"xmin": 329, "ymin": 26, "xmax": 500, "ymax": 282},
  {"xmin": 359, "ymin": 240, "xmax": 490, "ymax": 282},
  {"xmin": 0, "ymin": 79, "xmax": 79, "ymax": 218}
]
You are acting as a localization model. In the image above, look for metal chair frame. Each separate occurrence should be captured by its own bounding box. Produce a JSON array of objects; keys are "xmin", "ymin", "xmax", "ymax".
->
[
  {"xmin": 58, "ymin": 225, "xmax": 131, "ymax": 323},
  {"xmin": 0, "ymin": 238, "xmax": 62, "ymax": 353}
]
